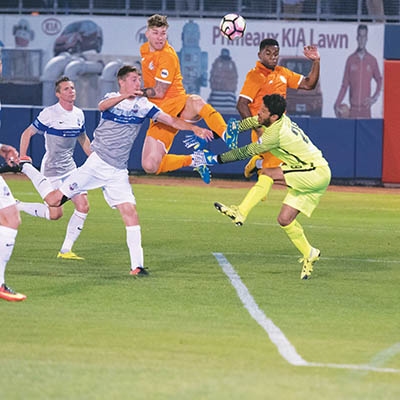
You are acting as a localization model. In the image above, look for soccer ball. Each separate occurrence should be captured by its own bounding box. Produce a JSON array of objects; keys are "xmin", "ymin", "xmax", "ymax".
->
[{"xmin": 219, "ymin": 13, "xmax": 246, "ymax": 40}]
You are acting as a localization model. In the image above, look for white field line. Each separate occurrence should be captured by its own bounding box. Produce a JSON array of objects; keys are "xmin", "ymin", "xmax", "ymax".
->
[
  {"xmin": 214, "ymin": 252, "xmax": 400, "ymax": 265},
  {"xmin": 213, "ymin": 252, "xmax": 400, "ymax": 374}
]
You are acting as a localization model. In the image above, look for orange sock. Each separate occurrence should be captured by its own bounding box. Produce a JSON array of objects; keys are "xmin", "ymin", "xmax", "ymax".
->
[
  {"xmin": 156, "ymin": 154, "xmax": 192, "ymax": 174},
  {"xmin": 199, "ymin": 104, "xmax": 227, "ymax": 138}
]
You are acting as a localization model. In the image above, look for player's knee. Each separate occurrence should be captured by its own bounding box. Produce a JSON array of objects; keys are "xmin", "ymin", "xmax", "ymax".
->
[
  {"xmin": 188, "ymin": 94, "xmax": 206, "ymax": 112},
  {"xmin": 78, "ymin": 203, "xmax": 89, "ymax": 214},
  {"xmin": 75, "ymin": 196, "xmax": 89, "ymax": 214},
  {"xmin": 141, "ymin": 158, "xmax": 159, "ymax": 174},
  {"xmin": 188, "ymin": 94, "xmax": 203, "ymax": 104},
  {"xmin": 260, "ymin": 168, "xmax": 280, "ymax": 180},
  {"xmin": 49, "ymin": 208, "xmax": 63, "ymax": 220},
  {"xmin": 277, "ymin": 214, "xmax": 291, "ymax": 227}
]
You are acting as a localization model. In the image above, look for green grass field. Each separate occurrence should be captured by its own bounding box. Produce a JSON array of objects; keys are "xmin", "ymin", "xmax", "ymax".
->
[{"xmin": 1, "ymin": 177, "xmax": 399, "ymax": 400}]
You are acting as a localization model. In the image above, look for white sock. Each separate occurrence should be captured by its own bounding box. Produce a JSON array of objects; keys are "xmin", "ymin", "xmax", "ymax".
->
[
  {"xmin": 126, "ymin": 225, "xmax": 144, "ymax": 269},
  {"xmin": 60, "ymin": 210, "xmax": 88, "ymax": 253},
  {"xmin": 22, "ymin": 163, "xmax": 54, "ymax": 199},
  {"xmin": 17, "ymin": 201, "xmax": 50, "ymax": 219},
  {"xmin": 0, "ymin": 226, "xmax": 18, "ymax": 286}
]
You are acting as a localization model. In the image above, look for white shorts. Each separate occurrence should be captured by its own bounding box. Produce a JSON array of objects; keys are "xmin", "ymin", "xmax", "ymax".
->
[
  {"xmin": 47, "ymin": 169, "xmax": 87, "ymax": 195},
  {"xmin": 59, "ymin": 152, "xmax": 136, "ymax": 208},
  {"xmin": 0, "ymin": 176, "xmax": 17, "ymax": 210}
]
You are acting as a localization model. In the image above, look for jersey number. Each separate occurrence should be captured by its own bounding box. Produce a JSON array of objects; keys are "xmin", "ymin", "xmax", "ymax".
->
[{"xmin": 291, "ymin": 122, "xmax": 309, "ymax": 144}]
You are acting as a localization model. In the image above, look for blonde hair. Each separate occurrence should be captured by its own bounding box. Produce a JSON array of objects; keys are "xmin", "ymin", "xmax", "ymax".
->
[{"xmin": 147, "ymin": 14, "xmax": 169, "ymax": 29}]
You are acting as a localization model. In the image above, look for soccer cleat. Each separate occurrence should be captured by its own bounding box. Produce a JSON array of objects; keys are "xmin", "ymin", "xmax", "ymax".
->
[
  {"xmin": 0, "ymin": 162, "xmax": 22, "ymax": 173},
  {"xmin": 0, "ymin": 157, "xmax": 32, "ymax": 174},
  {"xmin": 244, "ymin": 155, "xmax": 263, "ymax": 179},
  {"xmin": 57, "ymin": 251, "xmax": 84, "ymax": 260},
  {"xmin": 299, "ymin": 248, "xmax": 321, "ymax": 280},
  {"xmin": 0, "ymin": 284, "xmax": 27, "ymax": 302},
  {"xmin": 194, "ymin": 165, "xmax": 212, "ymax": 184},
  {"xmin": 214, "ymin": 201, "xmax": 246, "ymax": 226},
  {"xmin": 222, "ymin": 118, "xmax": 239, "ymax": 149},
  {"xmin": 130, "ymin": 266, "xmax": 149, "ymax": 276}
]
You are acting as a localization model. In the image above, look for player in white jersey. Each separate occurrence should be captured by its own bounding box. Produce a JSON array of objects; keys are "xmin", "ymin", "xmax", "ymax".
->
[
  {"xmin": 195, "ymin": 94, "xmax": 331, "ymax": 279},
  {"xmin": 17, "ymin": 65, "xmax": 213, "ymax": 276},
  {"xmin": 0, "ymin": 143, "xmax": 26, "ymax": 301},
  {"xmin": 16, "ymin": 76, "xmax": 91, "ymax": 260}
]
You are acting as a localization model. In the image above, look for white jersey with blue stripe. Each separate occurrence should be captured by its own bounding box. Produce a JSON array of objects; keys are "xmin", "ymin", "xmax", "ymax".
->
[
  {"xmin": 33, "ymin": 102, "xmax": 86, "ymax": 177},
  {"xmin": 91, "ymin": 92, "xmax": 161, "ymax": 169}
]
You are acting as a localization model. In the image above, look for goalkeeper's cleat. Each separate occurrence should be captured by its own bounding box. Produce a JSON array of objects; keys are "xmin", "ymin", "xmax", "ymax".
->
[
  {"xmin": 222, "ymin": 118, "xmax": 239, "ymax": 149},
  {"xmin": 194, "ymin": 165, "xmax": 211, "ymax": 184},
  {"xmin": 0, "ymin": 284, "xmax": 27, "ymax": 302},
  {"xmin": 244, "ymin": 155, "xmax": 263, "ymax": 179},
  {"xmin": 214, "ymin": 202, "xmax": 246, "ymax": 226},
  {"xmin": 57, "ymin": 251, "xmax": 84, "ymax": 260},
  {"xmin": 130, "ymin": 266, "xmax": 149, "ymax": 276},
  {"xmin": 299, "ymin": 248, "xmax": 320, "ymax": 280}
]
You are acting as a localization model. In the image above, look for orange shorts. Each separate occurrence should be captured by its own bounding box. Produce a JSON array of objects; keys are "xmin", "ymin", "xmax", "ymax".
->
[
  {"xmin": 251, "ymin": 129, "xmax": 281, "ymax": 169},
  {"xmin": 147, "ymin": 94, "xmax": 189, "ymax": 152}
]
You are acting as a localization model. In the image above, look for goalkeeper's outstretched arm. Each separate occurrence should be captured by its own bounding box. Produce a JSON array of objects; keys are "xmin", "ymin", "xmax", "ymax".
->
[
  {"xmin": 216, "ymin": 140, "xmax": 270, "ymax": 164},
  {"xmin": 214, "ymin": 116, "xmax": 268, "ymax": 164},
  {"xmin": 196, "ymin": 116, "xmax": 270, "ymax": 165}
]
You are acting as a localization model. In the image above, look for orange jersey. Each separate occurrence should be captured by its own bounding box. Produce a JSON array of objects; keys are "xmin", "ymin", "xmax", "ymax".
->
[
  {"xmin": 239, "ymin": 61, "xmax": 303, "ymax": 169},
  {"xmin": 140, "ymin": 41, "xmax": 186, "ymax": 109},
  {"xmin": 239, "ymin": 61, "xmax": 303, "ymax": 115}
]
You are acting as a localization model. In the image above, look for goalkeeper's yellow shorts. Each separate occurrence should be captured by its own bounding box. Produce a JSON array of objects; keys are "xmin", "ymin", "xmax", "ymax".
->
[{"xmin": 283, "ymin": 165, "xmax": 331, "ymax": 218}]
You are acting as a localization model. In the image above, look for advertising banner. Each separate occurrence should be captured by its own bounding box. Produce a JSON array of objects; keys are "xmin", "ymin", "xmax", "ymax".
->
[{"xmin": 0, "ymin": 15, "xmax": 384, "ymax": 117}]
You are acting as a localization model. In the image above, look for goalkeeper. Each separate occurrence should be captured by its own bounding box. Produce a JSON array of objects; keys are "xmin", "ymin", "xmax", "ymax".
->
[{"xmin": 195, "ymin": 94, "xmax": 331, "ymax": 279}]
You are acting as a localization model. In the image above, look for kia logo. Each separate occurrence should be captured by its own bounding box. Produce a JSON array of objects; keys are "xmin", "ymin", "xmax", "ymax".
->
[{"xmin": 42, "ymin": 18, "xmax": 62, "ymax": 36}]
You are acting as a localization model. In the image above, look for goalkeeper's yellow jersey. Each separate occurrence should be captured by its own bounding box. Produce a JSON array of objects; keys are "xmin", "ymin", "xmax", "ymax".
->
[
  {"xmin": 220, "ymin": 115, "xmax": 328, "ymax": 170},
  {"xmin": 260, "ymin": 114, "xmax": 328, "ymax": 170}
]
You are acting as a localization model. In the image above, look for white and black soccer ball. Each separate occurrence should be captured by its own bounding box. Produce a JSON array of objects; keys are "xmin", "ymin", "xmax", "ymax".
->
[{"xmin": 219, "ymin": 13, "xmax": 246, "ymax": 40}]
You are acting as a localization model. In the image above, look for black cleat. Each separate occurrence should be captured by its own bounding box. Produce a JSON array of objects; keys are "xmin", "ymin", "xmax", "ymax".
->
[{"xmin": 0, "ymin": 162, "xmax": 22, "ymax": 173}]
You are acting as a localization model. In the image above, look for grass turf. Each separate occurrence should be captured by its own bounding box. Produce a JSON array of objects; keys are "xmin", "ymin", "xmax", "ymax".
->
[{"xmin": 1, "ymin": 177, "xmax": 399, "ymax": 399}]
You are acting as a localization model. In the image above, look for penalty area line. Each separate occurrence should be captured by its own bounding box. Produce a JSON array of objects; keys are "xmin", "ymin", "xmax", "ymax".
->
[{"xmin": 212, "ymin": 252, "xmax": 400, "ymax": 374}]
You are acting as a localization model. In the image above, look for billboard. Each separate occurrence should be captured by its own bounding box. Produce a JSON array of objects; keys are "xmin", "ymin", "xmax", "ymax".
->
[{"xmin": 0, "ymin": 15, "xmax": 384, "ymax": 118}]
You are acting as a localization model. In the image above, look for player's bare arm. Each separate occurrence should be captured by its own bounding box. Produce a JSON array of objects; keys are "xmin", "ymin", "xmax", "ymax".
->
[
  {"xmin": 78, "ymin": 133, "xmax": 92, "ymax": 157},
  {"xmin": 298, "ymin": 45, "xmax": 320, "ymax": 91},
  {"xmin": 98, "ymin": 93, "xmax": 140, "ymax": 112},
  {"xmin": 142, "ymin": 79, "xmax": 170, "ymax": 99},
  {"xmin": 237, "ymin": 97, "xmax": 252, "ymax": 119},
  {"xmin": 19, "ymin": 125, "xmax": 38, "ymax": 159}
]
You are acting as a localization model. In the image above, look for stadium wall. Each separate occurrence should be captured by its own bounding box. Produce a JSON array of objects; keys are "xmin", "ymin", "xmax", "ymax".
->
[
  {"xmin": 1, "ymin": 106, "xmax": 383, "ymax": 183},
  {"xmin": 382, "ymin": 25, "xmax": 400, "ymax": 185}
]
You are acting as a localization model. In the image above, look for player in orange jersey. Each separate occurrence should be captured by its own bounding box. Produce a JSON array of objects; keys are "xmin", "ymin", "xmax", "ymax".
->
[
  {"xmin": 231, "ymin": 38, "xmax": 320, "ymax": 225},
  {"xmin": 140, "ymin": 14, "xmax": 234, "ymax": 182}
]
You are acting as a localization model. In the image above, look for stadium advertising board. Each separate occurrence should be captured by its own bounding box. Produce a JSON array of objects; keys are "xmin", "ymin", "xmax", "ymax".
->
[{"xmin": 0, "ymin": 15, "xmax": 384, "ymax": 118}]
